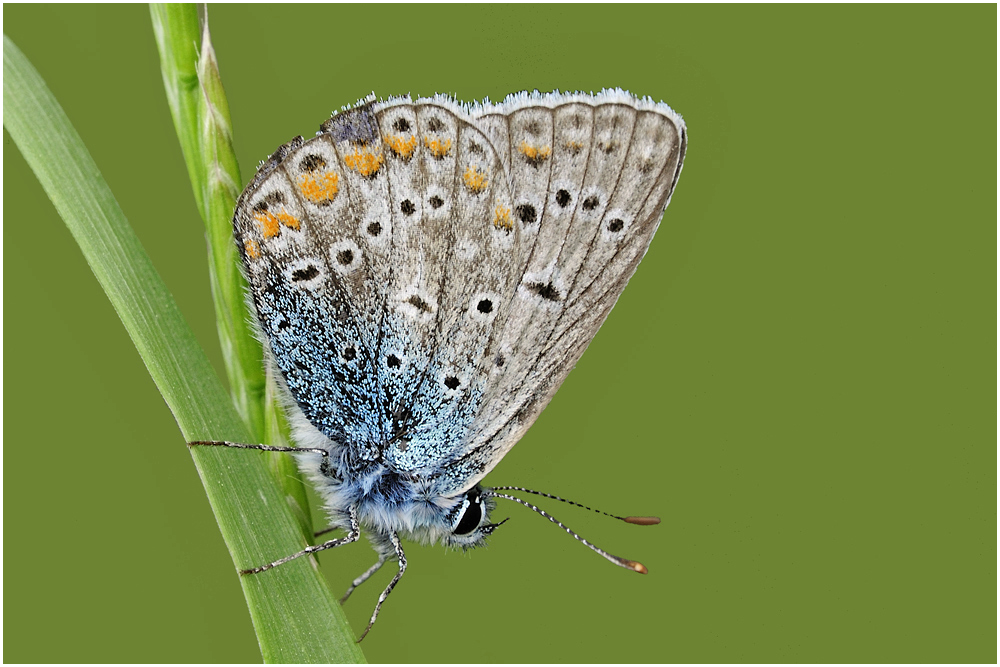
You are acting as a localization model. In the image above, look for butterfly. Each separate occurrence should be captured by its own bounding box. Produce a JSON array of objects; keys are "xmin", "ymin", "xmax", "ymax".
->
[{"xmin": 192, "ymin": 89, "xmax": 686, "ymax": 641}]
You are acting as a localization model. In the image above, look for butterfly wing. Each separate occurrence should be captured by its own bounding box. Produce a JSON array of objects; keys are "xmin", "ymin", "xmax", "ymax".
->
[
  {"xmin": 362, "ymin": 98, "xmax": 523, "ymax": 476},
  {"xmin": 233, "ymin": 131, "xmax": 389, "ymax": 457},
  {"xmin": 233, "ymin": 91, "xmax": 685, "ymax": 498},
  {"xmin": 427, "ymin": 91, "xmax": 687, "ymax": 495},
  {"xmin": 233, "ymin": 97, "xmax": 523, "ymax": 474}
]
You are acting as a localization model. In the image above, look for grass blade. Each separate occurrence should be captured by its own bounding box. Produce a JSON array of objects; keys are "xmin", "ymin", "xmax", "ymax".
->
[
  {"xmin": 149, "ymin": 3, "xmax": 313, "ymax": 540},
  {"xmin": 3, "ymin": 33, "xmax": 364, "ymax": 663}
]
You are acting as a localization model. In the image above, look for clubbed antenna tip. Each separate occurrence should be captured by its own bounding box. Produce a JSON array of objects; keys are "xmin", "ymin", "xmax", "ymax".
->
[
  {"xmin": 623, "ymin": 560, "xmax": 649, "ymax": 574},
  {"xmin": 623, "ymin": 516, "xmax": 661, "ymax": 526}
]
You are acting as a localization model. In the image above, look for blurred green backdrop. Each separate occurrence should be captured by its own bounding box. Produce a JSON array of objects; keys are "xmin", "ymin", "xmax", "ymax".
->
[{"xmin": 3, "ymin": 4, "xmax": 995, "ymax": 663}]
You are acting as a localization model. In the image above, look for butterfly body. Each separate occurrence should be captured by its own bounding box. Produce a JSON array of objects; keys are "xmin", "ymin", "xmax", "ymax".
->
[{"xmin": 229, "ymin": 89, "xmax": 686, "ymax": 635}]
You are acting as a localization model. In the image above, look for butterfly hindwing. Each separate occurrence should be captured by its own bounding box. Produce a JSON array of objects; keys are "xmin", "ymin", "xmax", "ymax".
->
[{"xmin": 234, "ymin": 91, "xmax": 685, "ymax": 496}]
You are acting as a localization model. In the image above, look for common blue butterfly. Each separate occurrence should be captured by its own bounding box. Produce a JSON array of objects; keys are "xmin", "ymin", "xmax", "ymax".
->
[{"xmin": 193, "ymin": 89, "xmax": 686, "ymax": 640}]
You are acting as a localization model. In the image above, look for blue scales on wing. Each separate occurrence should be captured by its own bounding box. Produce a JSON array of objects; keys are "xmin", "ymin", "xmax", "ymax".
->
[{"xmin": 232, "ymin": 97, "xmax": 523, "ymax": 478}]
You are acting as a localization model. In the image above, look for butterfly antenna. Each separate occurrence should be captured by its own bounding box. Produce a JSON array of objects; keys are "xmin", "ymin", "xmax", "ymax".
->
[
  {"xmin": 483, "ymin": 490, "xmax": 652, "ymax": 574},
  {"xmin": 490, "ymin": 485, "xmax": 661, "ymax": 526}
]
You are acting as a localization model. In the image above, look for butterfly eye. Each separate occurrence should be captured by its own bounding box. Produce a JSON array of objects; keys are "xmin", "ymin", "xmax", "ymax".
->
[{"xmin": 452, "ymin": 489, "xmax": 484, "ymax": 536}]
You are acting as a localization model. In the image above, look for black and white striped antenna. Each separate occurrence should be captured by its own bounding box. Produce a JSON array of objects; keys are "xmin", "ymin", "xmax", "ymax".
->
[{"xmin": 483, "ymin": 485, "xmax": 659, "ymax": 574}]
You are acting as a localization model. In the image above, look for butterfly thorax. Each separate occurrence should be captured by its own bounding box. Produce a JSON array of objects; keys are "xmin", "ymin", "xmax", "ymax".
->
[{"xmin": 290, "ymin": 409, "xmax": 496, "ymax": 548}]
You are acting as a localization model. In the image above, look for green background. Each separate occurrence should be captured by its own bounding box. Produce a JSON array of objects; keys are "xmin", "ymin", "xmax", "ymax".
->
[{"xmin": 4, "ymin": 4, "xmax": 995, "ymax": 663}]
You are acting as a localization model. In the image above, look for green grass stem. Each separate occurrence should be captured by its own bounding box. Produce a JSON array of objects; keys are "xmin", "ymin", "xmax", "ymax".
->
[{"xmin": 148, "ymin": 3, "xmax": 314, "ymax": 540}]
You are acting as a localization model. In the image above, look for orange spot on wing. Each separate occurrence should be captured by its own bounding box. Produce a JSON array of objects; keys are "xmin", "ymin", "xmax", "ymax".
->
[
  {"xmin": 298, "ymin": 171, "xmax": 340, "ymax": 204},
  {"xmin": 244, "ymin": 239, "xmax": 260, "ymax": 259},
  {"xmin": 343, "ymin": 145, "xmax": 384, "ymax": 177},
  {"xmin": 463, "ymin": 166, "xmax": 489, "ymax": 193},
  {"xmin": 424, "ymin": 136, "xmax": 452, "ymax": 159},
  {"xmin": 493, "ymin": 204, "xmax": 512, "ymax": 231},
  {"xmin": 565, "ymin": 140, "xmax": 585, "ymax": 154},
  {"xmin": 277, "ymin": 211, "xmax": 300, "ymax": 230},
  {"xmin": 386, "ymin": 134, "xmax": 418, "ymax": 159},
  {"xmin": 254, "ymin": 209, "xmax": 300, "ymax": 238},
  {"xmin": 254, "ymin": 211, "xmax": 280, "ymax": 238},
  {"xmin": 519, "ymin": 141, "xmax": 551, "ymax": 165}
]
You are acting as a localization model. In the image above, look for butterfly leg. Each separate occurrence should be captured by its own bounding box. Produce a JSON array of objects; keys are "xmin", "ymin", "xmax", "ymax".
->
[
  {"xmin": 188, "ymin": 439, "xmax": 338, "ymax": 479},
  {"xmin": 188, "ymin": 440, "xmax": 328, "ymax": 456},
  {"xmin": 241, "ymin": 507, "xmax": 360, "ymax": 575},
  {"xmin": 340, "ymin": 551, "xmax": 390, "ymax": 604},
  {"xmin": 357, "ymin": 531, "xmax": 406, "ymax": 642},
  {"xmin": 315, "ymin": 525, "xmax": 338, "ymax": 538}
]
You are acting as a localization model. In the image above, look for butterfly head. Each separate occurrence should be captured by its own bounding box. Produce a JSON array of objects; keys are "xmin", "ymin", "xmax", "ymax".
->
[{"xmin": 440, "ymin": 485, "xmax": 507, "ymax": 548}]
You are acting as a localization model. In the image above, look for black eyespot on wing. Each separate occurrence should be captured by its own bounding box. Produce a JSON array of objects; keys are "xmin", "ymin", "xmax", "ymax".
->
[
  {"xmin": 526, "ymin": 281, "xmax": 561, "ymax": 301},
  {"xmin": 607, "ymin": 219, "xmax": 624, "ymax": 232},
  {"xmin": 582, "ymin": 195, "xmax": 599, "ymax": 211},
  {"xmin": 429, "ymin": 195, "xmax": 444, "ymax": 209},
  {"xmin": 427, "ymin": 117, "xmax": 445, "ymax": 132},
  {"xmin": 343, "ymin": 346, "xmax": 357, "ymax": 361},
  {"xmin": 292, "ymin": 265, "xmax": 319, "ymax": 282},
  {"xmin": 515, "ymin": 203, "xmax": 536, "ymax": 224},
  {"xmin": 401, "ymin": 199, "xmax": 416, "ymax": 215},
  {"xmin": 300, "ymin": 154, "xmax": 326, "ymax": 172},
  {"xmin": 555, "ymin": 189, "xmax": 571, "ymax": 207},
  {"xmin": 253, "ymin": 191, "xmax": 285, "ymax": 213},
  {"xmin": 477, "ymin": 299, "xmax": 493, "ymax": 314},
  {"xmin": 336, "ymin": 249, "xmax": 354, "ymax": 265},
  {"xmin": 367, "ymin": 221, "xmax": 383, "ymax": 236},
  {"xmin": 444, "ymin": 376, "xmax": 460, "ymax": 390},
  {"xmin": 392, "ymin": 117, "xmax": 411, "ymax": 132},
  {"xmin": 407, "ymin": 294, "xmax": 432, "ymax": 312},
  {"xmin": 387, "ymin": 354, "xmax": 401, "ymax": 369}
]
